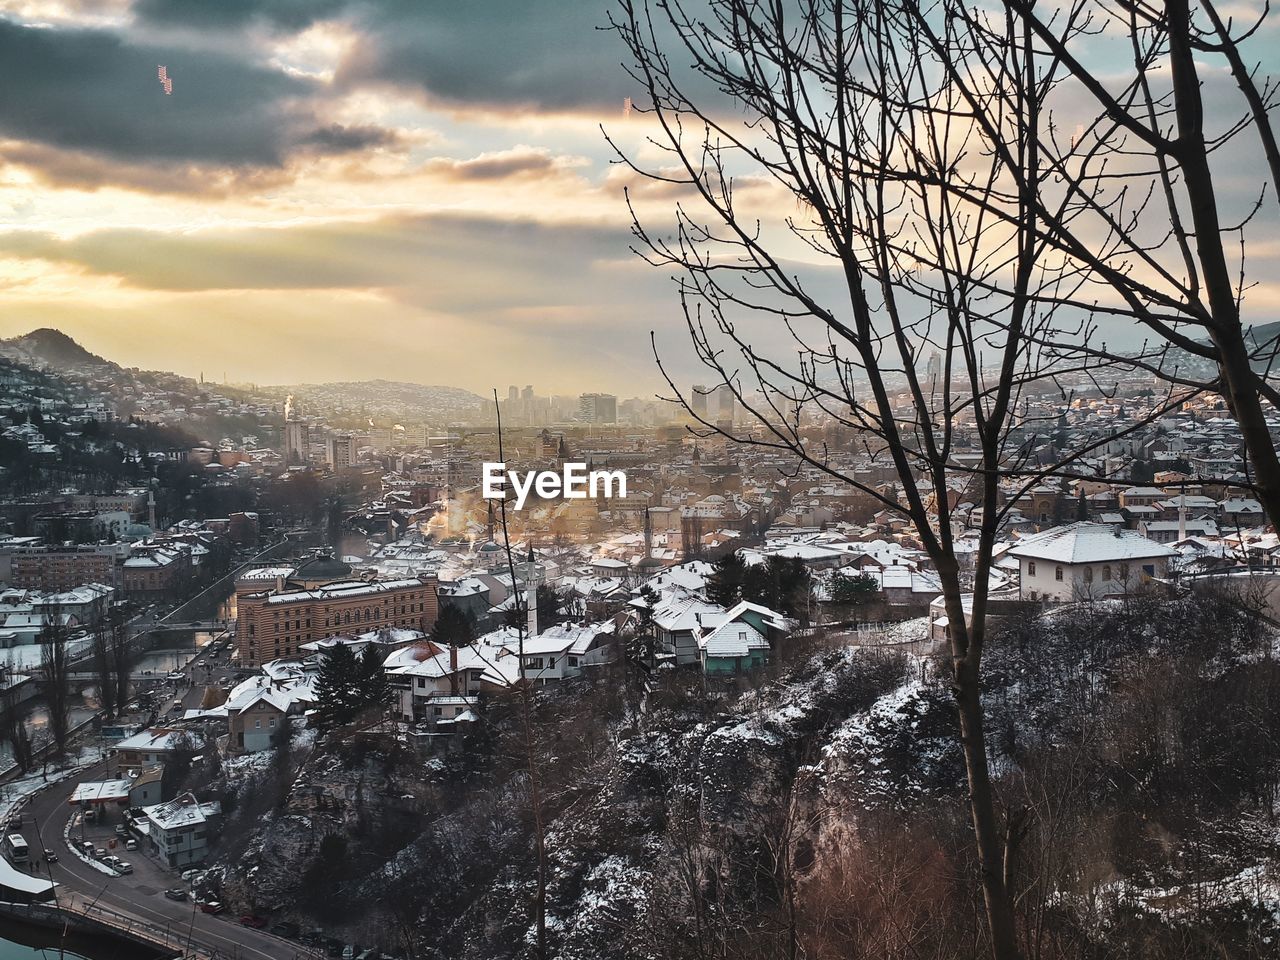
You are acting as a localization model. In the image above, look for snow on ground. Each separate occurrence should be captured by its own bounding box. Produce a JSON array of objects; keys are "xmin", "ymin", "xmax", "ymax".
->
[
  {"xmin": 0, "ymin": 744, "xmax": 108, "ymax": 823},
  {"xmin": 0, "ymin": 636, "xmax": 92, "ymax": 673}
]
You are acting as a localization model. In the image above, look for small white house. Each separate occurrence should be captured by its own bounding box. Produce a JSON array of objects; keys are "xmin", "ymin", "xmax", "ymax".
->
[{"xmin": 1008, "ymin": 522, "xmax": 1174, "ymax": 601}]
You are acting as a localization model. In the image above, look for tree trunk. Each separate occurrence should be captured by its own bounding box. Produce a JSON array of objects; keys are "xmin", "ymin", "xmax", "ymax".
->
[
  {"xmin": 1166, "ymin": 0, "xmax": 1280, "ymax": 530},
  {"xmin": 941, "ymin": 575, "xmax": 1021, "ymax": 960}
]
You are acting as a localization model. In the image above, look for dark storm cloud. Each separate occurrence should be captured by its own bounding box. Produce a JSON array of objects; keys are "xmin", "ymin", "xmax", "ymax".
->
[
  {"xmin": 0, "ymin": 16, "xmax": 397, "ymax": 179},
  {"xmin": 423, "ymin": 147, "xmax": 568, "ymax": 182},
  {"xmin": 0, "ymin": 213, "xmax": 633, "ymax": 295},
  {"xmin": 334, "ymin": 0, "xmax": 637, "ymax": 111},
  {"xmin": 132, "ymin": 0, "xmax": 645, "ymax": 112},
  {"xmin": 132, "ymin": 0, "xmax": 347, "ymax": 32}
]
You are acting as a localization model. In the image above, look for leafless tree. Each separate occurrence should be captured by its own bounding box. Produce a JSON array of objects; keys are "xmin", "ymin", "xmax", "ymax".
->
[
  {"xmin": 0, "ymin": 684, "xmax": 33, "ymax": 774},
  {"xmin": 90, "ymin": 620, "xmax": 117, "ymax": 718},
  {"xmin": 38, "ymin": 603, "xmax": 72, "ymax": 759},
  {"xmin": 607, "ymin": 2, "xmax": 1203, "ymax": 956},
  {"xmin": 109, "ymin": 613, "xmax": 132, "ymax": 710},
  {"xmin": 492, "ymin": 389, "xmax": 550, "ymax": 959},
  {"xmin": 938, "ymin": 0, "xmax": 1280, "ymax": 523}
]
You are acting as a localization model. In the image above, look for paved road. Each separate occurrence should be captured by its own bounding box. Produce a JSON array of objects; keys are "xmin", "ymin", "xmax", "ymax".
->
[
  {"xmin": 7, "ymin": 628, "xmax": 319, "ymax": 960},
  {"xmin": 22, "ymin": 759, "xmax": 315, "ymax": 960}
]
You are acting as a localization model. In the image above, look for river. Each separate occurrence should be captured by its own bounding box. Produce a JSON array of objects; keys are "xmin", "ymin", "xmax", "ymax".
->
[
  {"xmin": 0, "ymin": 915, "xmax": 168, "ymax": 959},
  {"xmin": 0, "ymin": 624, "xmax": 225, "ymax": 771}
]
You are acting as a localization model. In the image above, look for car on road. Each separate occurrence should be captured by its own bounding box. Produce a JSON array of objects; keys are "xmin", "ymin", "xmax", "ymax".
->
[
  {"xmin": 271, "ymin": 921, "xmax": 300, "ymax": 938},
  {"xmin": 125, "ymin": 839, "xmax": 138, "ymax": 850},
  {"xmin": 42, "ymin": 849, "xmax": 57, "ymax": 863},
  {"xmin": 164, "ymin": 888, "xmax": 187, "ymax": 901},
  {"xmin": 166, "ymin": 671, "xmax": 185, "ymax": 681},
  {"xmin": 114, "ymin": 861, "xmax": 133, "ymax": 875},
  {"xmin": 198, "ymin": 901, "xmax": 225, "ymax": 915},
  {"xmin": 239, "ymin": 915, "xmax": 268, "ymax": 928},
  {"xmin": 171, "ymin": 699, "xmax": 183, "ymax": 712},
  {"xmin": 114, "ymin": 824, "xmax": 127, "ymax": 837}
]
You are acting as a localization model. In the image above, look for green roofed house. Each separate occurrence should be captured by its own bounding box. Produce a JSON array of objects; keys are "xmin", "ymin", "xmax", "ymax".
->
[{"xmin": 696, "ymin": 600, "xmax": 792, "ymax": 675}]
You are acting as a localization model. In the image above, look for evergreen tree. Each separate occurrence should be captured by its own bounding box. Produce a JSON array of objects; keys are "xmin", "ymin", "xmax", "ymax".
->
[
  {"xmin": 830, "ymin": 571, "xmax": 879, "ymax": 606},
  {"xmin": 707, "ymin": 551, "xmax": 747, "ymax": 607},
  {"xmin": 314, "ymin": 643, "xmax": 362, "ymax": 731},
  {"xmin": 359, "ymin": 645, "xmax": 391, "ymax": 714},
  {"xmin": 431, "ymin": 604, "xmax": 477, "ymax": 649}
]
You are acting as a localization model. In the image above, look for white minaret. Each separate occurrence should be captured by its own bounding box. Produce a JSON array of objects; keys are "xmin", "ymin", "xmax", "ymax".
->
[
  {"xmin": 525, "ymin": 544, "xmax": 539, "ymax": 639},
  {"xmin": 148, "ymin": 490, "xmax": 157, "ymax": 531}
]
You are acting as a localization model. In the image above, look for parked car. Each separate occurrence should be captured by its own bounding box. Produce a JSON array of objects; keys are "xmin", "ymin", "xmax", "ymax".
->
[
  {"xmin": 79, "ymin": 841, "xmax": 94, "ymax": 856},
  {"xmin": 125, "ymin": 839, "xmax": 138, "ymax": 850},
  {"xmin": 42, "ymin": 849, "xmax": 57, "ymax": 863},
  {"xmin": 93, "ymin": 847, "xmax": 107, "ymax": 859},
  {"xmin": 102, "ymin": 855, "xmax": 121, "ymax": 869},
  {"xmin": 164, "ymin": 889, "xmax": 187, "ymax": 901},
  {"xmin": 271, "ymin": 921, "xmax": 300, "ymax": 938},
  {"xmin": 114, "ymin": 861, "xmax": 133, "ymax": 875},
  {"xmin": 199, "ymin": 901, "xmax": 225, "ymax": 915},
  {"xmin": 180, "ymin": 868, "xmax": 202, "ymax": 882},
  {"xmin": 166, "ymin": 671, "xmax": 185, "ymax": 681},
  {"xmin": 114, "ymin": 824, "xmax": 127, "ymax": 837},
  {"xmin": 239, "ymin": 915, "xmax": 268, "ymax": 929}
]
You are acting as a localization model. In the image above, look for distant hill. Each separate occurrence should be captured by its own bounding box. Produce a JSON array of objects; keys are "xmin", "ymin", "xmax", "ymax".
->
[
  {"xmin": 276, "ymin": 379, "xmax": 485, "ymax": 411},
  {"xmin": 1, "ymin": 328, "xmax": 112, "ymax": 369}
]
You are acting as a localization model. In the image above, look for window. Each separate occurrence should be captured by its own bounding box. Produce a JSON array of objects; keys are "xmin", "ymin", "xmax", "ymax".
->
[
  {"xmin": 269, "ymin": 718, "xmax": 277, "ymax": 728},
  {"xmin": 254, "ymin": 719, "xmax": 260, "ymax": 728},
  {"xmin": 568, "ymin": 656, "xmax": 579, "ymax": 667},
  {"xmin": 1103, "ymin": 564, "xmax": 1111, "ymax": 581},
  {"xmin": 1083, "ymin": 567, "xmax": 1093, "ymax": 583},
  {"xmin": 417, "ymin": 678, "xmax": 426, "ymax": 689},
  {"xmin": 1054, "ymin": 566, "xmax": 1063, "ymax": 581},
  {"xmin": 470, "ymin": 671, "xmax": 483, "ymax": 682},
  {"xmin": 528, "ymin": 657, "xmax": 545, "ymax": 670},
  {"xmin": 1028, "ymin": 561, "xmax": 1036, "ymax": 576},
  {"xmin": 432, "ymin": 706, "xmax": 443, "ymax": 716},
  {"xmin": 1119, "ymin": 563, "xmax": 1129, "ymax": 579}
]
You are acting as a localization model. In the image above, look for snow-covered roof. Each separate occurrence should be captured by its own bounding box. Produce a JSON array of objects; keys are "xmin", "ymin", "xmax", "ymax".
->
[
  {"xmin": 114, "ymin": 728, "xmax": 197, "ymax": 753},
  {"xmin": 701, "ymin": 621, "xmax": 769, "ymax": 658},
  {"xmin": 143, "ymin": 793, "xmax": 221, "ymax": 832},
  {"xmin": 69, "ymin": 779, "xmax": 132, "ymax": 804},
  {"xmin": 1008, "ymin": 523, "xmax": 1174, "ymax": 563}
]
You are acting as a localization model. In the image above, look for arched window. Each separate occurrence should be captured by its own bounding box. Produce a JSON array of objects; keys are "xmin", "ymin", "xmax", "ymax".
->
[
  {"xmin": 1054, "ymin": 566, "xmax": 1064, "ymax": 581},
  {"xmin": 1083, "ymin": 567, "xmax": 1093, "ymax": 583},
  {"xmin": 1102, "ymin": 565, "xmax": 1111, "ymax": 581}
]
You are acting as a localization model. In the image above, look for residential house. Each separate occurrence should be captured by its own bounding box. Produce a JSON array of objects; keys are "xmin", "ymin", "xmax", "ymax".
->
[
  {"xmin": 142, "ymin": 792, "xmax": 222, "ymax": 868},
  {"xmin": 1008, "ymin": 522, "xmax": 1174, "ymax": 601}
]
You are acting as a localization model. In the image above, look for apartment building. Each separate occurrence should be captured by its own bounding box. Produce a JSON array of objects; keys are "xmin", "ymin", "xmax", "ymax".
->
[{"xmin": 236, "ymin": 576, "xmax": 439, "ymax": 665}]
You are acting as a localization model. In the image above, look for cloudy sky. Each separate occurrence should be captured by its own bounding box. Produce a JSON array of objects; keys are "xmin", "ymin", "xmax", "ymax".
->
[
  {"xmin": 1, "ymin": 1, "xmax": 1278, "ymax": 396},
  {"xmin": 0, "ymin": 0, "xmax": 717, "ymax": 394}
]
